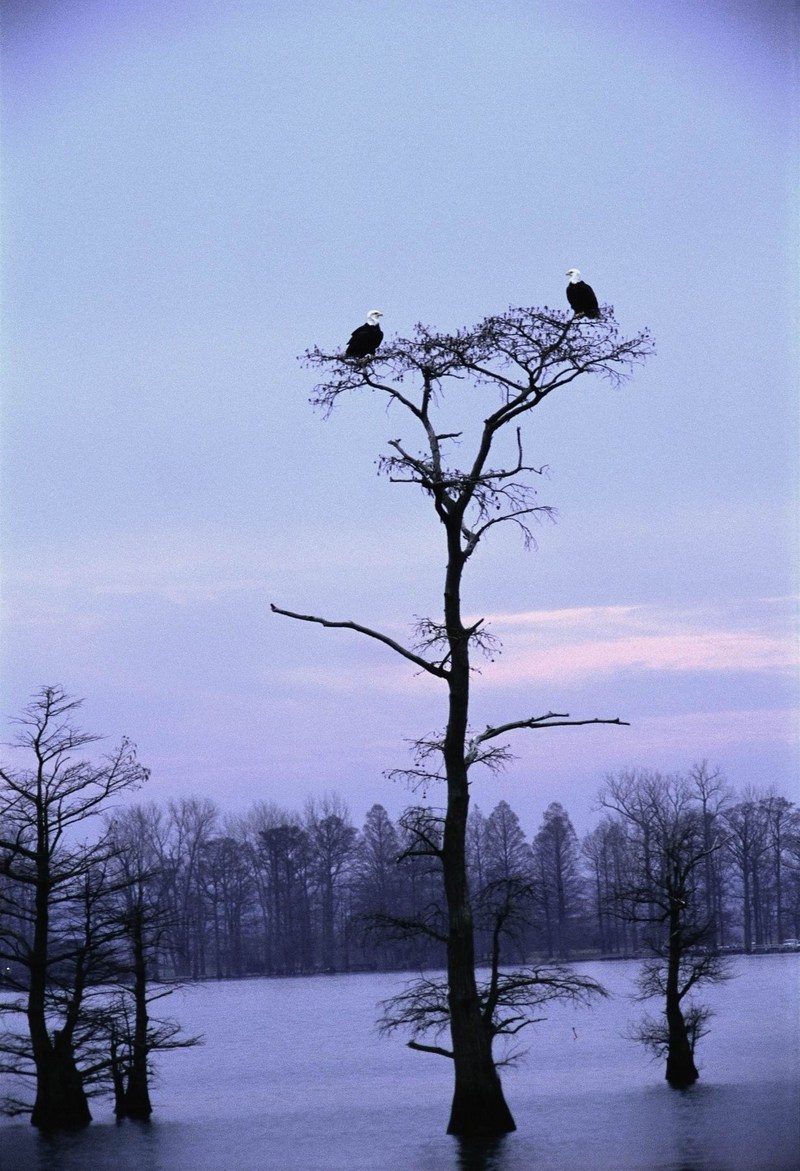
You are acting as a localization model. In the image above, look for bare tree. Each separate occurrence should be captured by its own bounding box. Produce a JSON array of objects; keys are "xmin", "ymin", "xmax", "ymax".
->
[
  {"xmin": 485, "ymin": 802, "xmax": 533, "ymax": 886},
  {"xmin": 105, "ymin": 806, "xmax": 202, "ymax": 1120},
  {"xmin": 375, "ymin": 806, "xmax": 448, "ymax": 970},
  {"xmin": 305, "ymin": 794, "xmax": 358, "ymax": 972},
  {"xmin": 532, "ymin": 802, "xmax": 584, "ymax": 959},
  {"xmin": 197, "ymin": 834, "xmax": 254, "ymax": 979},
  {"xmin": 764, "ymin": 794, "xmax": 800, "ymax": 944},
  {"xmin": 466, "ymin": 806, "xmax": 490, "ymax": 895},
  {"xmin": 581, "ymin": 816, "xmax": 637, "ymax": 955},
  {"xmin": 161, "ymin": 797, "xmax": 219, "ymax": 978},
  {"xmin": 256, "ymin": 816, "xmax": 313, "ymax": 975},
  {"xmin": 600, "ymin": 768, "xmax": 732, "ymax": 1088},
  {"xmin": 689, "ymin": 763, "xmax": 731, "ymax": 949},
  {"xmin": 353, "ymin": 805, "xmax": 403, "ymax": 969},
  {"xmin": 272, "ymin": 304, "xmax": 652, "ymax": 1134},
  {"xmin": 480, "ymin": 802, "xmax": 534, "ymax": 962},
  {"xmin": 723, "ymin": 791, "xmax": 772, "ymax": 952},
  {"xmin": 357, "ymin": 805, "xmax": 402, "ymax": 917},
  {"xmin": 0, "ymin": 687, "xmax": 148, "ymax": 1129}
]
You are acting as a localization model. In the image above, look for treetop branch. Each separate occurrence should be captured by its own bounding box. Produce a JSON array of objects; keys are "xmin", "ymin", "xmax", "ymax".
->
[{"xmin": 302, "ymin": 306, "xmax": 654, "ymax": 420}]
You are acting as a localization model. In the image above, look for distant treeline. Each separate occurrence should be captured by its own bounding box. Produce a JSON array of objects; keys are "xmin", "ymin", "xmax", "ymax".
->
[{"xmin": 94, "ymin": 770, "xmax": 799, "ymax": 981}]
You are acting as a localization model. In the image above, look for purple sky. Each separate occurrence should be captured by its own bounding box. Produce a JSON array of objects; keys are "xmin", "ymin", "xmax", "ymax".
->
[{"xmin": 2, "ymin": 0, "xmax": 798, "ymax": 834}]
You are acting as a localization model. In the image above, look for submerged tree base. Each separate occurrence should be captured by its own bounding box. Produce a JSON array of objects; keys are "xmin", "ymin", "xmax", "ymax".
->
[
  {"xmin": 665, "ymin": 1055, "xmax": 699, "ymax": 1089},
  {"xmin": 447, "ymin": 1077, "xmax": 516, "ymax": 1136},
  {"xmin": 31, "ymin": 1064, "xmax": 92, "ymax": 1132}
]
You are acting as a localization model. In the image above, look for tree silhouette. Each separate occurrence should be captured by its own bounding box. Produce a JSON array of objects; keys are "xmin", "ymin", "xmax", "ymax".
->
[
  {"xmin": 0, "ymin": 687, "xmax": 148, "ymax": 1129},
  {"xmin": 273, "ymin": 302, "xmax": 652, "ymax": 1135},
  {"xmin": 600, "ymin": 768, "xmax": 732, "ymax": 1087},
  {"xmin": 533, "ymin": 802, "xmax": 584, "ymax": 958}
]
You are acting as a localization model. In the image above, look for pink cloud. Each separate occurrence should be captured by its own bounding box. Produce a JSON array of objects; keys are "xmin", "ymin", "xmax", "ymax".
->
[{"xmin": 474, "ymin": 602, "xmax": 797, "ymax": 685}]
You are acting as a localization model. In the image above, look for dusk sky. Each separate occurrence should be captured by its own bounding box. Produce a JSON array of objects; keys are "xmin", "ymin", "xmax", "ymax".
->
[{"xmin": 2, "ymin": 0, "xmax": 798, "ymax": 835}]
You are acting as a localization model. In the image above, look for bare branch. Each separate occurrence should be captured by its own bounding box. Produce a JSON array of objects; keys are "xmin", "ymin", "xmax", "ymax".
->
[
  {"xmin": 407, "ymin": 1040, "xmax": 454, "ymax": 1059},
  {"xmin": 365, "ymin": 911, "xmax": 448, "ymax": 944},
  {"xmin": 270, "ymin": 604, "xmax": 449, "ymax": 679},
  {"xmin": 476, "ymin": 712, "xmax": 630, "ymax": 744}
]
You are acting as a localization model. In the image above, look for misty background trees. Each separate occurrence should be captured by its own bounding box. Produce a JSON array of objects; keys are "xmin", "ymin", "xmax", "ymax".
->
[
  {"xmin": 5, "ymin": 760, "xmax": 795, "ymax": 993},
  {"xmin": 57, "ymin": 778, "xmax": 798, "ymax": 982}
]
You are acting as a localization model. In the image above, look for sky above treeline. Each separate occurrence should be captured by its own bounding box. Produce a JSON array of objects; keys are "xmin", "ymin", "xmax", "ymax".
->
[{"xmin": 2, "ymin": 0, "xmax": 798, "ymax": 834}]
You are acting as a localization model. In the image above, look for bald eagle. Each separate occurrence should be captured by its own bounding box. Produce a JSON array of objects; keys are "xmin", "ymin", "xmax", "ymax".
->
[
  {"xmin": 565, "ymin": 270, "xmax": 600, "ymax": 318},
  {"xmin": 345, "ymin": 310, "xmax": 384, "ymax": 358}
]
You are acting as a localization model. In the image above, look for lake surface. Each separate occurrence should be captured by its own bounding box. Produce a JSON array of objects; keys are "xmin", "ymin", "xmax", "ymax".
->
[{"xmin": 1, "ymin": 956, "xmax": 798, "ymax": 1171}]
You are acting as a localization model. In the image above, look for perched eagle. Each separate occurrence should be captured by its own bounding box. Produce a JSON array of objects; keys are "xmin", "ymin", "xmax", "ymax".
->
[
  {"xmin": 345, "ymin": 310, "xmax": 384, "ymax": 358},
  {"xmin": 565, "ymin": 269, "xmax": 600, "ymax": 318}
]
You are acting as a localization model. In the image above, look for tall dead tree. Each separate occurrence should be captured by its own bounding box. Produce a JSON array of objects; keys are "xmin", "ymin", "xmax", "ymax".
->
[{"xmin": 272, "ymin": 303, "xmax": 652, "ymax": 1135}]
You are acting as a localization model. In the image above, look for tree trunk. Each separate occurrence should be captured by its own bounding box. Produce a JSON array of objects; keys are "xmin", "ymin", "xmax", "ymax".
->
[
  {"xmin": 441, "ymin": 536, "xmax": 515, "ymax": 1136},
  {"xmin": 664, "ymin": 900, "xmax": 698, "ymax": 1088},
  {"xmin": 110, "ymin": 1026, "xmax": 127, "ymax": 1119},
  {"xmin": 555, "ymin": 838, "xmax": 568, "ymax": 959},
  {"xmin": 775, "ymin": 844, "xmax": 784, "ymax": 943},
  {"xmin": 121, "ymin": 911, "xmax": 153, "ymax": 1121},
  {"xmin": 664, "ymin": 999, "xmax": 698, "ymax": 1088},
  {"xmin": 742, "ymin": 854, "xmax": 752, "ymax": 952},
  {"xmin": 31, "ymin": 1031, "xmax": 92, "ymax": 1131},
  {"xmin": 442, "ymin": 777, "xmax": 516, "ymax": 1134},
  {"xmin": 321, "ymin": 879, "xmax": 336, "ymax": 970},
  {"xmin": 28, "ymin": 833, "xmax": 91, "ymax": 1130}
]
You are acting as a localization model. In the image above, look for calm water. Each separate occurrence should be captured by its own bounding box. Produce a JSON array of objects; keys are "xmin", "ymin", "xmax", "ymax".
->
[{"xmin": 1, "ymin": 956, "xmax": 798, "ymax": 1171}]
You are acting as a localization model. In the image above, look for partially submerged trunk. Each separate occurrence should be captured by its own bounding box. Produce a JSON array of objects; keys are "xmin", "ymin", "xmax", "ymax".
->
[
  {"xmin": 110, "ymin": 1025, "xmax": 126, "ymax": 1119},
  {"xmin": 443, "ymin": 781, "xmax": 515, "ymax": 1135},
  {"xmin": 28, "ymin": 846, "xmax": 91, "ymax": 1130},
  {"xmin": 30, "ymin": 1031, "xmax": 91, "ymax": 1131},
  {"xmin": 442, "ymin": 539, "xmax": 515, "ymax": 1136},
  {"xmin": 664, "ymin": 899, "xmax": 698, "ymax": 1089},
  {"xmin": 446, "ymin": 983, "xmax": 515, "ymax": 1134},
  {"xmin": 120, "ymin": 909, "xmax": 153, "ymax": 1121},
  {"xmin": 664, "ymin": 999, "xmax": 698, "ymax": 1089},
  {"xmin": 448, "ymin": 1053, "xmax": 515, "ymax": 1136}
]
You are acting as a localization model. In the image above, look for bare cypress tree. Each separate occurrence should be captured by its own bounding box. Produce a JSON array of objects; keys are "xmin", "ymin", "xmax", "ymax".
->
[
  {"xmin": 600, "ymin": 768, "xmax": 732, "ymax": 1088},
  {"xmin": 104, "ymin": 806, "xmax": 202, "ymax": 1120},
  {"xmin": 0, "ymin": 687, "xmax": 148, "ymax": 1129},
  {"xmin": 272, "ymin": 303, "xmax": 652, "ymax": 1135}
]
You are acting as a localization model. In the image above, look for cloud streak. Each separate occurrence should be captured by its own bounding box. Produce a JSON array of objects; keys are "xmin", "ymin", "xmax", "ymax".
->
[{"xmin": 477, "ymin": 600, "xmax": 797, "ymax": 685}]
